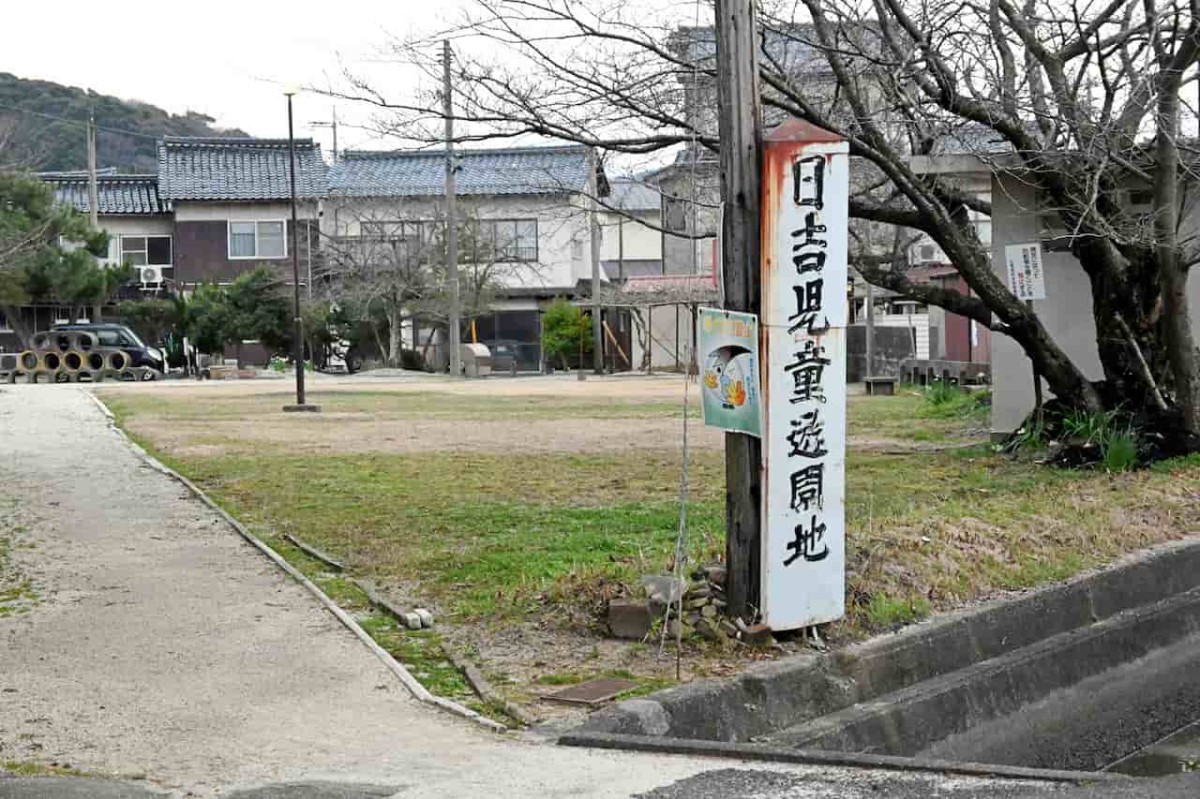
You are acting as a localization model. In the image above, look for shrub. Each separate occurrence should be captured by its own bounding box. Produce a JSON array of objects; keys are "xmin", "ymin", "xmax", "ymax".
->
[
  {"xmin": 400, "ymin": 348, "xmax": 428, "ymax": 372},
  {"xmin": 541, "ymin": 298, "xmax": 591, "ymax": 367}
]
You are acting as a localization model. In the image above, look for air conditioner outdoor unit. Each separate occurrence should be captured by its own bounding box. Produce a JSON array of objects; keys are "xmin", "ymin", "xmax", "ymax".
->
[{"xmin": 140, "ymin": 265, "xmax": 164, "ymax": 286}]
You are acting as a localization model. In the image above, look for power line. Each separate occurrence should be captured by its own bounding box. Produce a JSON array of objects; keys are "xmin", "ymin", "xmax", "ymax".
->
[{"xmin": 0, "ymin": 101, "xmax": 162, "ymax": 142}]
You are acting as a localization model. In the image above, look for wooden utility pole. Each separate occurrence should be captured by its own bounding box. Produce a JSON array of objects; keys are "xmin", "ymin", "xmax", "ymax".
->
[
  {"xmin": 865, "ymin": 282, "xmax": 875, "ymax": 379},
  {"xmin": 86, "ymin": 113, "xmax": 99, "ymax": 229},
  {"xmin": 311, "ymin": 109, "xmax": 339, "ymax": 162},
  {"xmin": 715, "ymin": 0, "xmax": 764, "ymax": 619},
  {"xmin": 618, "ymin": 216, "xmax": 625, "ymax": 280},
  {"xmin": 444, "ymin": 40, "xmax": 462, "ymax": 378},
  {"xmin": 590, "ymin": 148, "xmax": 604, "ymax": 374}
]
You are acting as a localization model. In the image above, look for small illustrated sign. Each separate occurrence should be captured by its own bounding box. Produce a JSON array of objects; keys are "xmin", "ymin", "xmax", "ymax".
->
[
  {"xmin": 759, "ymin": 121, "xmax": 849, "ymax": 631},
  {"xmin": 697, "ymin": 307, "xmax": 762, "ymax": 437},
  {"xmin": 1005, "ymin": 242, "xmax": 1046, "ymax": 300}
]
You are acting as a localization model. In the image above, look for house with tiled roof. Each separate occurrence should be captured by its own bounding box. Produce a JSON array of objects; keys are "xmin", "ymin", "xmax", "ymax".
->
[
  {"xmin": 0, "ymin": 172, "xmax": 177, "ymax": 351},
  {"xmin": 41, "ymin": 173, "xmax": 173, "ymax": 287},
  {"xmin": 159, "ymin": 136, "xmax": 326, "ymax": 286},
  {"xmin": 598, "ymin": 177, "xmax": 663, "ymax": 280},
  {"xmin": 326, "ymin": 144, "xmax": 607, "ymax": 370},
  {"xmin": 21, "ymin": 137, "xmax": 624, "ymax": 371}
]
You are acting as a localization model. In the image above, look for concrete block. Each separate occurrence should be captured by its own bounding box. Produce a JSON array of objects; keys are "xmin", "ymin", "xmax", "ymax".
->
[
  {"xmin": 640, "ymin": 574, "xmax": 684, "ymax": 605},
  {"xmin": 864, "ymin": 376, "xmax": 897, "ymax": 395},
  {"xmin": 608, "ymin": 599, "xmax": 652, "ymax": 640}
]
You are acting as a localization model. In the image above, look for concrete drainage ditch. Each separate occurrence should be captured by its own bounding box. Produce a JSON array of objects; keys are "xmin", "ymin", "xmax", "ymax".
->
[{"xmin": 560, "ymin": 535, "xmax": 1200, "ymax": 783}]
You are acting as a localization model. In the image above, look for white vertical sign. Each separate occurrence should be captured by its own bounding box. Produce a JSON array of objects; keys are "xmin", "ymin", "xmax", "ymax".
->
[
  {"xmin": 759, "ymin": 122, "xmax": 849, "ymax": 631},
  {"xmin": 1004, "ymin": 242, "xmax": 1046, "ymax": 300}
]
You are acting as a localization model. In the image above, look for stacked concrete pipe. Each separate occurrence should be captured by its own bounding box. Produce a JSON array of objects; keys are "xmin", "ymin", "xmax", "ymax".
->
[{"xmin": 1, "ymin": 330, "xmax": 147, "ymax": 384}]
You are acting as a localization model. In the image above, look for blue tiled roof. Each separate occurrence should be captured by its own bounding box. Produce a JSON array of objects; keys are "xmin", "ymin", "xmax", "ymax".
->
[
  {"xmin": 42, "ymin": 174, "xmax": 166, "ymax": 215},
  {"xmin": 157, "ymin": 136, "xmax": 327, "ymax": 201},
  {"xmin": 329, "ymin": 145, "xmax": 591, "ymax": 197}
]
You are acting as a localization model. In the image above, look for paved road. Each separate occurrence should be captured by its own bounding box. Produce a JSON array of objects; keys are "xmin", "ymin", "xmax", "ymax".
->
[{"xmin": 0, "ymin": 385, "xmax": 1193, "ymax": 798}]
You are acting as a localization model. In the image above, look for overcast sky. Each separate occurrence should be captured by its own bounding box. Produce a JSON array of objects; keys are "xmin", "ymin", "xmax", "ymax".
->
[{"xmin": 6, "ymin": 1, "xmax": 474, "ymax": 155}]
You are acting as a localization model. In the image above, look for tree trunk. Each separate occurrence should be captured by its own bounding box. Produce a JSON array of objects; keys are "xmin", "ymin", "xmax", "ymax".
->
[
  {"xmin": 3, "ymin": 305, "xmax": 34, "ymax": 349},
  {"xmin": 370, "ymin": 318, "xmax": 386, "ymax": 364},
  {"xmin": 386, "ymin": 304, "xmax": 402, "ymax": 369},
  {"xmin": 1153, "ymin": 81, "xmax": 1200, "ymax": 434}
]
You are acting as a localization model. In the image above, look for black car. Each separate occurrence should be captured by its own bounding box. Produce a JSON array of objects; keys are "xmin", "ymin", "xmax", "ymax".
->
[{"xmin": 52, "ymin": 323, "xmax": 165, "ymax": 377}]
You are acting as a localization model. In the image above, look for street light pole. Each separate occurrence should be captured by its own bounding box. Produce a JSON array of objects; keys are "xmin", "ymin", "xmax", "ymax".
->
[
  {"xmin": 283, "ymin": 88, "xmax": 319, "ymax": 413},
  {"xmin": 444, "ymin": 40, "xmax": 462, "ymax": 379}
]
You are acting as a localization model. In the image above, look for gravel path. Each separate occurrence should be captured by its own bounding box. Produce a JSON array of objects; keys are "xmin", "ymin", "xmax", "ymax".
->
[
  {"xmin": 0, "ymin": 385, "xmax": 1057, "ymax": 798},
  {"xmin": 0, "ymin": 385, "xmax": 736, "ymax": 797}
]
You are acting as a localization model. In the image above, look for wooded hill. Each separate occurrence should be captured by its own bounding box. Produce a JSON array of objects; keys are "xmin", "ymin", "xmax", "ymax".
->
[{"xmin": 0, "ymin": 72, "xmax": 248, "ymax": 173}]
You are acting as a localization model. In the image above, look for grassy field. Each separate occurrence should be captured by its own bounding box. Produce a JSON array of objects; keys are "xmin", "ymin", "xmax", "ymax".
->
[{"xmin": 102, "ymin": 380, "xmax": 1200, "ymax": 642}]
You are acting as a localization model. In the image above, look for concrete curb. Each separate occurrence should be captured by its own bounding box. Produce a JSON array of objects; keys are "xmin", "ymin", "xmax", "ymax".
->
[
  {"xmin": 574, "ymin": 524, "xmax": 1200, "ymax": 745},
  {"xmin": 83, "ymin": 389, "xmax": 506, "ymax": 735},
  {"xmin": 769, "ymin": 584, "xmax": 1200, "ymax": 755},
  {"xmin": 557, "ymin": 731, "xmax": 1128, "ymax": 784}
]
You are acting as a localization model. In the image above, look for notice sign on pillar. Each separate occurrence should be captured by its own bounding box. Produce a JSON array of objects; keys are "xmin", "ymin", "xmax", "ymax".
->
[
  {"xmin": 697, "ymin": 307, "xmax": 763, "ymax": 437},
  {"xmin": 1004, "ymin": 242, "xmax": 1046, "ymax": 300},
  {"xmin": 759, "ymin": 120, "xmax": 849, "ymax": 631}
]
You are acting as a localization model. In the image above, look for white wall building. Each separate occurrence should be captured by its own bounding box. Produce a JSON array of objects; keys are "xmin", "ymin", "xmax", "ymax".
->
[{"xmin": 325, "ymin": 145, "xmax": 602, "ymax": 370}]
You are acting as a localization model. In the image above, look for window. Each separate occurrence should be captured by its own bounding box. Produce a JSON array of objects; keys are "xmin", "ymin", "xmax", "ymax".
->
[
  {"xmin": 360, "ymin": 220, "xmax": 436, "ymax": 245},
  {"xmin": 0, "ymin": 309, "xmax": 11, "ymax": 333},
  {"xmin": 94, "ymin": 328, "xmax": 141, "ymax": 347},
  {"xmin": 120, "ymin": 235, "xmax": 172, "ymax": 267},
  {"xmin": 1128, "ymin": 189, "xmax": 1154, "ymax": 207},
  {"xmin": 663, "ymin": 195, "xmax": 689, "ymax": 232},
  {"xmin": 357, "ymin": 220, "xmax": 438, "ymax": 265},
  {"xmin": 53, "ymin": 307, "xmax": 73, "ymax": 325},
  {"xmin": 229, "ymin": 221, "xmax": 286, "ymax": 259},
  {"xmin": 472, "ymin": 219, "xmax": 538, "ymax": 262}
]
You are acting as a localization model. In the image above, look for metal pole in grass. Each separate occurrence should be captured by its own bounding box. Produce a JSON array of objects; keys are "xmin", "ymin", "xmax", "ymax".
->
[
  {"xmin": 283, "ymin": 86, "xmax": 319, "ymax": 413},
  {"xmin": 659, "ymin": 342, "xmax": 691, "ymax": 681}
]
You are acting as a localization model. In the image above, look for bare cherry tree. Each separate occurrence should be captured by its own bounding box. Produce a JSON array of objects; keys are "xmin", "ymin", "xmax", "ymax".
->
[
  {"xmin": 334, "ymin": 0, "xmax": 1200, "ymax": 443},
  {"xmin": 321, "ymin": 200, "xmax": 556, "ymax": 367}
]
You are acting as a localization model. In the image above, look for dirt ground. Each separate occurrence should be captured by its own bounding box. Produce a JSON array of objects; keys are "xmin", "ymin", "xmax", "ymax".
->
[
  {"xmin": 102, "ymin": 372, "xmax": 721, "ymax": 456},
  {"xmin": 100, "ymin": 372, "xmax": 953, "ymax": 458}
]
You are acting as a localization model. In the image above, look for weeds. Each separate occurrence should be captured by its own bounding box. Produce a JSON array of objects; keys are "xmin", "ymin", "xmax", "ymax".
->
[
  {"xmin": 917, "ymin": 381, "xmax": 989, "ymax": 420},
  {"xmin": 1060, "ymin": 408, "xmax": 1122, "ymax": 446},
  {"xmin": 1003, "ymin": 415, "xmax": 1050, "ymax": 453},
  {"xmin": 1060, "ymin": 409, "xmax": 1140, "ymax": 472},
  {"xmin": 862, "ymin": 594, "xmax": 931, "ymax": 628}
]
